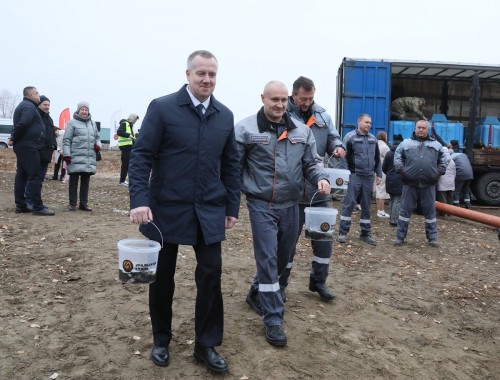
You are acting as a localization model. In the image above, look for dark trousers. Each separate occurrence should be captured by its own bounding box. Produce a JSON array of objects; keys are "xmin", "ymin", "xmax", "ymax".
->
[
  {"xmin": 14, "ymin": 147, "xmax": 44, "ymax": 211},
  {"xmin": 119, "ymin": 146, "xmax": 132, "ymax": 183},
  {"xmin": 25, "ymin": 161, "xmax": 50, "ymax": 208},
  {"xmin": 149, "ymin": 229, "xmax": 223, "ymax": 348},
  {"xmin": 388, "ymin": 194, "xmax": 402, "ymax": 225},
  {"xmin": 397, "ymin": 185, "xmax": 437, "ymax": 241},
  {"xmin": 453, "ymin": 180, "xmax": 471, "ymax": 206},
  {"xmin": 69, "ymin": 172, "xmax": 91, "ymax": 206},
  {"xmin": 339, "ymin": 173, "xmax": 374, "ymax": 236},
  {"xmin": 53, "ymin": 155, "xmax": 66, "ymax": 180},
  {"xmin": 280, "ymin": 201, "xmax": 333, "ymax": 287},
  {"xmin": 437, "ymin": 190, "xmax": 453, "ymax": 216}
]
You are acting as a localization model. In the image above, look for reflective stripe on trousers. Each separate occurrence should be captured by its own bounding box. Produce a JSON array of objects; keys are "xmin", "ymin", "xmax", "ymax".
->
[
  {"xmin": 339, "ymin": 173, "xmax": 374, "ymax": 236},
  {"xmin": 246, "ymin": 199, "xmax": 299, "ymax": 326},
  {"xmin": 396, "ymin": 184, "xmax": 437, "ymax": 240}
]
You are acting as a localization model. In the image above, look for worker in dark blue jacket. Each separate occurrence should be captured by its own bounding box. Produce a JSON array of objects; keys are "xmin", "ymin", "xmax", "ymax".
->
[
  {"xmin": 393, "ymin": 120, "xmax": 447, "ymax": 247},
  {"xmin": 128, "ymin": 50, "xmax": 240, "ymax": 373},
  {"xmin": 338, "ymin": 114, "xmax": 382, "ymax": 246}
]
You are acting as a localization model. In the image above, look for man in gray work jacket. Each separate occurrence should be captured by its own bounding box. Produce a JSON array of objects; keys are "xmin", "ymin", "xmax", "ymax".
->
[
  {"xmin": 338, "ymin": 113, "xmax": 382, "ymax": 246},
  {"xmin": 235, "ymin": 81, "xmax": 330, "ymax": 347},
  {"xmin": 393, "ymin": 120, "xmax": 447, "ymax": 247},
  {"xmin": 280, "ymin": 76, "xmax": 345, "ymax": 302}
]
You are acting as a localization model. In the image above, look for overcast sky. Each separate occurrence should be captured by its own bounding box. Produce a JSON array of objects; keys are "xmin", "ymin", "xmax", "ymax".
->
[{"xmin": 2, "ymin": 0, "xmax": 499, "ymax": 130}]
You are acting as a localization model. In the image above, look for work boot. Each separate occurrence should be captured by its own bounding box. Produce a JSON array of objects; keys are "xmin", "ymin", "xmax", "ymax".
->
[
  {"xmin": 428, "ymin": 239, "xmax": 439, "ymax": 247},
  {"xmin": 32, "ymin": 208, "xmax": 55, "ymax": 216},
  {"xmin": 393, "ymin": 237, "xmax": 404, "ymax": 246},
  {"xmin": 264, "ymin": 325, "xmax": 287, "ymax": 346},
  {"xmin": 309, "ymin": 280, "xmax": 335, "ymax": 301},
  {"xmin": 359, "ymin": 235, "xmax": 377, "ymax": 246},
  {"xmin": 245, "ymin": 293, "xmax": 263, "ymax": 316},
  {"xmin": 280, "ymin": 287, "xmax": 286, "ymax": 303},
  {"xmin": 338, "ymin": 234, "xmax": 347, "ymax": 243}
]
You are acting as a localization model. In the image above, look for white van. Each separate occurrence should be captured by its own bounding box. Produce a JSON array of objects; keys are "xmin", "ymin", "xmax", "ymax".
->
[{"xmin": 0, "ymin": 118, "xmax": 14, "ymax": 148}]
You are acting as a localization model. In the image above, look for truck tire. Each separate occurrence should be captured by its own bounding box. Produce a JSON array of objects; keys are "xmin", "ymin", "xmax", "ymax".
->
[{"xmin": 474, "ymin": 172, "xmax": 500, "ymax": 206}]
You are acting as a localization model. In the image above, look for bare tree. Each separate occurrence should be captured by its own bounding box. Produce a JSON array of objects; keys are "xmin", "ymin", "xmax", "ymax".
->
[{"xmin": 0, "ymin": 89, "xmax": 20, "ymax": 118}]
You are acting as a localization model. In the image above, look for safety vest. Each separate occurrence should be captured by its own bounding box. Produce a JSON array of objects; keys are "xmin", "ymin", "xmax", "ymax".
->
[{"xmin": 118, "ymin": 121, "xmax": 134, "ymax": 147}]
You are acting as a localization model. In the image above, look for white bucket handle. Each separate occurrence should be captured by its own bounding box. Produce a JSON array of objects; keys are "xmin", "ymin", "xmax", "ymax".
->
[
  {"xmin": 310, "ymin": 190, "xmax": 322, "ymax": 207},
  {"xmin": 148, "ymin": 220, "xmax": 164, "ymax": 248}
]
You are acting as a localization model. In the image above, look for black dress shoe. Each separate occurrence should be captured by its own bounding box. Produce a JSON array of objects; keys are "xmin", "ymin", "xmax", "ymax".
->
[
  {"xmin": 265, "ymin": 325, "xmax": 287, "ymax": 346},
  {"xmin": 193, "ymin": 345, "xmax": 228, "ymax": 372},
  {"xmin": 79, "ymin": 204, "xmax": 92, "ymax": 212},
  {"xmin": 309, "ymin": 282, "xmax": 335, "ymax": 301},
  {"xmin": 245, "ymin": 293, "xmax": 264, "ymax": 316},
  {"xmin": 68, "ymin": 205, "xmax": 76, "ymax": 211},
  {"xmin": 32, "ymin": 208, "xmax": 55, "ymax": 216},
  {"xmin": 150, "ymin": 346, "xmax": 170, "ymax": 367}
]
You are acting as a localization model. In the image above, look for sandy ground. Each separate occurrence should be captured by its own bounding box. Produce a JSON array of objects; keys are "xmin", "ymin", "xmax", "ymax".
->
[{"xmin": 0, "ymin": 148, "xmax": 499, "ymax": 380}]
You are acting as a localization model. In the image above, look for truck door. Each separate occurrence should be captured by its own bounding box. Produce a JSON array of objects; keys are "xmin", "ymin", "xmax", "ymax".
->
[{"xmin": 337, "ymin": 59, "xmax": 391, "ymax": 138}]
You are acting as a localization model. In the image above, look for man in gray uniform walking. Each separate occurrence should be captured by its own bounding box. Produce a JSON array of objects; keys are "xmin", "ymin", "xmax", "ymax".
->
[
  {"xmin": 338, "ymin": 114, "xmax": 382, "ymax": 246},
  {"xmin": 279, "ymin": 76, "xmax": 345, "ymax": 301},
  {"xmin": 235, "ymin": 81, "xmax": 330, "ymax": 347}
]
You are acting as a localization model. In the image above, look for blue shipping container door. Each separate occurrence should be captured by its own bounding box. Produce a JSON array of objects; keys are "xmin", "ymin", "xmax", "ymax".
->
[{"xmin": 342, "ymin": 60, "xmax": 391, "ymax": 138}]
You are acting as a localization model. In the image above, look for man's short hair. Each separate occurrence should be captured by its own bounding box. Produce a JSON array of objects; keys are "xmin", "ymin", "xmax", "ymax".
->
[
  {"xmin": 358, "ymin": 113, "xmax": 371, "ymax": 121},
  {"xmin": 23, "ymin": 86, "xmax": 36, "ymax": 96},
  {"xmin": 292, "ymin": 76, "xmax": 315, "ymax": 94},
  {"xmin": 187, "ymin": 50, "xmax": 217, "ymax": 70}
]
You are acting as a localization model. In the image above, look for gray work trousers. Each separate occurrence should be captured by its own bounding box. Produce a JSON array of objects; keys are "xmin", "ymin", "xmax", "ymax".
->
[
  {"xmin": 396, "ymin": 184, "xmax": 438, "ymax": 241},
  {"xmin": 339, "ymin": 173, "xmax": 374, "ymax": 237},
  {"xmin": 247, "ymin": 199, "xmax": 299, "ymax": 326}
]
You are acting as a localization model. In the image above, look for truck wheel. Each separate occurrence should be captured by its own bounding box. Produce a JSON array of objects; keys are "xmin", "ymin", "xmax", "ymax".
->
[
  {"xmin": 0, "ymin": 142, "xmax": 8, "ymax": 148},
  {"xmin": 474, "ymin": 172, "xmax": 500, "ymax": 206}
]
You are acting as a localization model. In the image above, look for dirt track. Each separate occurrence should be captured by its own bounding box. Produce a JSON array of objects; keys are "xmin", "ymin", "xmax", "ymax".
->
[{"xmin": 0, "ymin": 148, "xmax": 499, "ymax": 379}]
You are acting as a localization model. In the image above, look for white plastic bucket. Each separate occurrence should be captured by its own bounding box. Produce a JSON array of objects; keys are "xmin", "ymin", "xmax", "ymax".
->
[
  {"xmin": 304, "ymin": 207, "xmax": 338, "ymax": 241},
  {"xmin": 118, "ymin": 239, "xmax": 161, "ymax": 284},
  {"xmin": 324, "ymin": 168, "xmax": 350, "ymax": 190}
]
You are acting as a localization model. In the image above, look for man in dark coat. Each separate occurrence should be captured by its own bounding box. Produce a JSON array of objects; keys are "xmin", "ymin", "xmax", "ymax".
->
[
  {"xmin": 25, "ymin": 95, "xmax": 57, "ymax": 209},
  {"xmin": 11, "ymin": 86, "xmax": 55, "ymax": 216},
  {"xmin": 128, "ymin": 50, "xmax": 240, "ymax": 373}
]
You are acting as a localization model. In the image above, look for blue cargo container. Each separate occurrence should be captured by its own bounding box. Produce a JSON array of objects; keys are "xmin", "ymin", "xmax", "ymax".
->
[
  {"xmin": 431, "ymin": 121, "xmax": 464, "ymax": 147},
  {"xmin": 475, "ymin": 116, "xmax": 500, "ymax": 148},
  {"xmin": 339, "ymin": 60, "xmax": 390, "ymax": 139},
  {"xmin": 389, "ymin": 121, "xmax": 415, "ymax": 141}
]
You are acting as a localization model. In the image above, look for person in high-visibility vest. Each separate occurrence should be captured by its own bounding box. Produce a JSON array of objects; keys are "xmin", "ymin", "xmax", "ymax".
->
[{"xmin": 117, "ymin": 113, "xmax": 139, "ymax": 186}]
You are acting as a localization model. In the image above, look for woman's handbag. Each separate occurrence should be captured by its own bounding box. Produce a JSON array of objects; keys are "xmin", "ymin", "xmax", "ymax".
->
[{"xmin": 95, "ymin": 144, "xmax": 102, "ymax": 161}]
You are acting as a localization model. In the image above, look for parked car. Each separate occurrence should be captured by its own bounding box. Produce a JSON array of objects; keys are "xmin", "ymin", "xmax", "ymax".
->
[{"xmin": 0, "ymin": 118, "xmax": 14, "ymax": 148}]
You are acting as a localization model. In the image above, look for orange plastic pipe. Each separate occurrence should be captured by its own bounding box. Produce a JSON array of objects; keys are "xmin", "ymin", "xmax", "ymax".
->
[{"xmin": 435, "ymin": 201, "xmax": 500, "ymax": 228}]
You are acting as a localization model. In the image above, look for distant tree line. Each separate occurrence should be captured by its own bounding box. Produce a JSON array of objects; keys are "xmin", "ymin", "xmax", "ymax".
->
[{"xmin": 0, "ymin": 89, "xmax": 20, "ymax": 118}]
